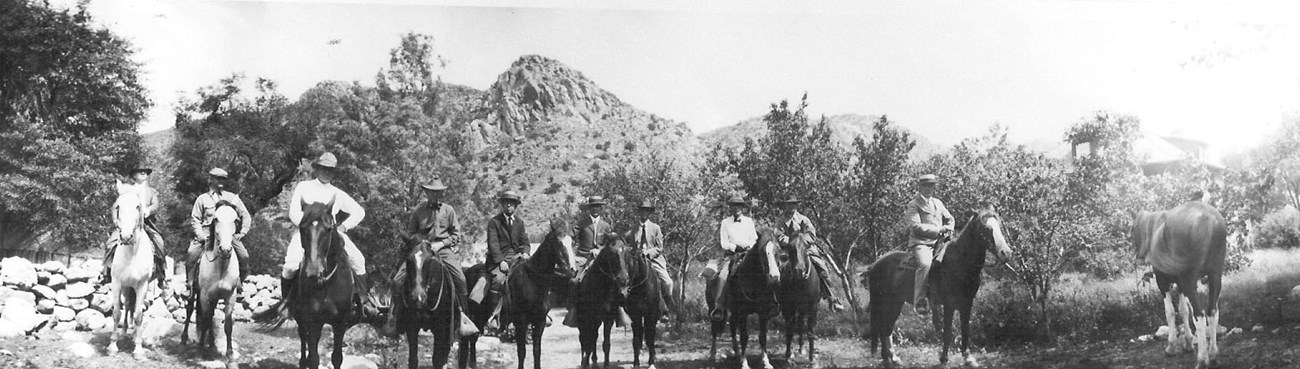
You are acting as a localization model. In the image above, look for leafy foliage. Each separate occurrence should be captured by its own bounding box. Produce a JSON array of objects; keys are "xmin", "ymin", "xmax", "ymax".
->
[{"xmin": 0, "ymin": 0, "xmax": 149, "ymax": 251}]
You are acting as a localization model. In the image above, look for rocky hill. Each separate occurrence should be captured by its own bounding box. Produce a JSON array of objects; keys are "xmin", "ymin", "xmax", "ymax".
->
[
  {"xmin": 459, "ymin": 56, "xmax": 701, "ymax": 237},
  {"xmin": 699, "ymin": 113, "xmax": 945, "ymax": 160}
]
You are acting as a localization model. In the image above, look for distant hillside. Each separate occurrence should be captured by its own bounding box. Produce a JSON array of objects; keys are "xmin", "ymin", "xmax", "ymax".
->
[
  {"xmin": 459, "ymin": 56, "xmax": 701, "ymax": 237},
  {"xmin": 699, "ymin": 113, "xmax": 945, "ymax": 161}
]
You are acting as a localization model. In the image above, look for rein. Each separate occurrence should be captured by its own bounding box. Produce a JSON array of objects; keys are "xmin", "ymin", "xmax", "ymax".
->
[{"xmin": 733, "ymin": 244, "xmax": 776, "ymax": 304}]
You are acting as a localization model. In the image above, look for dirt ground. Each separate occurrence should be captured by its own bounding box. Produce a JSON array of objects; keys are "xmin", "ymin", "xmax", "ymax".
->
[{"xmin": 1, "ymin": 308, "xmax": 1298, "ymax": 369}]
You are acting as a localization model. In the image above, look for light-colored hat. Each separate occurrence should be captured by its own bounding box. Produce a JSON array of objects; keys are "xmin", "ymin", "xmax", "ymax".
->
[
  {"xmin": 725, "ymin": 195, "xmax": 747, "ymax": 206},
  {"xmin": 208, "ymin": 167, "xmax": 229, "ymax": 178},
  {"xmin": 421, "ymin": 177, "xmax": 448, "ymax": 191},
  {"xmin": 917, "ymin": 174, "xmax": 939, "ymax": 185},
  {"xmin": 585, "ymin": 196, "xmax": 607, "ymax": 206},
  {"xmin": 498, "ymin": 190, "xmax": 521, "ymax": 203},
  {"xmin": 313, "ymin": 152, "xmax": 338, "ymax": 169},
  {"xmin": 637, "ymin": 200, "xmax": 656, "ymax": 210}
]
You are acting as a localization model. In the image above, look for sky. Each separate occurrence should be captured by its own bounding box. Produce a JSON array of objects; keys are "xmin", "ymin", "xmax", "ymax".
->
[{"xmin": 71, "ymin": 0, "xmax": 1300, "ymax": 154}]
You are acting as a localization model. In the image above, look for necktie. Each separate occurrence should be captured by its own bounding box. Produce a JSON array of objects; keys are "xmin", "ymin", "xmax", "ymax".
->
[
  {"xmin": 640, "ymin": 224, "xmax": 648, "ymax": 247},
  {"xmin": 507, "ymin": 216, "xmax": 513, "ymax": 227}
]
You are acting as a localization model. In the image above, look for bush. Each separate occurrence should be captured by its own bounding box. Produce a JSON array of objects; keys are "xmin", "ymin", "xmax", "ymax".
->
[{"xmin": 1252, "ymin": 206, "xmax": 1300, "ymax": 249}]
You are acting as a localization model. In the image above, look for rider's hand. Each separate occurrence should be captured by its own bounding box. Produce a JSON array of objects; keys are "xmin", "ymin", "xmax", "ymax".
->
[
  {"xmin": 499, "ymin": 261, "xmax": 509, "ymax": 272},
  {"xmin": 338, "ymin": 224, "xmax": 349, "ymax": 233}
]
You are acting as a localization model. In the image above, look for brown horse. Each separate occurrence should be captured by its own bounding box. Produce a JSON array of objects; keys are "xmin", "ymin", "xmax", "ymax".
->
[
  {"xmin": 863, "ymin": 204, "xmax": 1012, "ymax": 368},
  {"xmin": 394, "ymin": 238, "xmax": 459, "ymax": 369},
  {"xmin": 503, "ymin": 219, "xmax": 576, "ymax": 369},
  {"xmin": 778, "ymin": 234, "xmax": 821, "ymax": 366},
  {"xmin": 621, "ymin": 233, "xmax": 666, "ymax": 369},
  {"xmin": 707, "ymin": 229, "xmax": 782, "ymax": 369},
  {"xmin": 1132, "ymin": 200, "xmax": 1227, "ymax": 369},
  {"xmin": 576, "ymin": 237, "xmax": 630, "ymax": 369}
]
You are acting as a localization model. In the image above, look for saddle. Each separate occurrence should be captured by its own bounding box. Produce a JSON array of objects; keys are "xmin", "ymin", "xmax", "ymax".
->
[{"xmin": 896, "ymin": 240, "xmax": 950, "ymax": 272}]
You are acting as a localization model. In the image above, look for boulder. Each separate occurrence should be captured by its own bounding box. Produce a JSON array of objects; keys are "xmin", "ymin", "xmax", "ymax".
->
[
  {"xmin": 36, "ymin": 298, "xmax": 55, "ymax": 313},
  {"xmin": 54, "ymin": 289, "xmax": 69, "ymax": 306},
  {"xmin": 60, "ymin": 331, "xmax": 87, "ymax": 341},
  {"xmin": 67, "ymin": 298, "xmax": 90, "ymax": 312},
  {"xmin": 43, "ymin": 274, "xmax": 66, "ymax": 289},
  {"xmin": 232, "ymin": 308, "xmax": 252, "ymax": 322},
  {"xmin": 171, "ymin": 308, "xmax": 187, "ymax": 322},
  {"xmin": 1227, "ymin": 327, "xmax": 1243, "ymax": 337},
  {"xmin": 2, "ymin": 297, "xmax": 50, "ymax": 335},
  {"xmin": 0, "ymin": 257, "xmax": 38, "ymax": 288},
  {"xmin": 341, "ymin": 355, "xmax": 379, "ymax": 369},
  {"xmin": 90, "ymin": 293, "xmax": 111, "ymax": 313},
  {"xmin": 1216, "ymin": 325, "xmax": 1228, "ymax": 335},
  {"xmin": 0, "ymin": 324, "xmax": 22, "ymax": 338},
  {"xmin": 66, "ymin": 342, "xmax": 96, "ymax": 358},
  {"xmin": 75, "ymin": 309, "xmax": 110, "ymax": 332},
  {"xmin": 145, "ymin": 299, "xmax": 170, "ymax": 319},
  {"xmin": 1252, "ymin": 325, "xmax": 1265, "ymax": 332},
  {"xmin": 53, "ymin": 306, "xmax": 75, "ymax": 322},
  {"xmin": 65, "ymin": 282, "xmax": 94, "ymax": 298},
  {"xmin": 39, "ymin": 261, "xmax": 66, "ymax": 274},
  {"xmin": 31, "ymin": 285, "xmax": 57, "ymax": 300},
  {"xmin": 63, "ymin": 267, "xmax": 97, "ymax": 283},
  {"xmin": 54, "ymin": 321, "xmax": 77, "ymax": 331},
  {"xmin": 37, "ymin": 270, "xmax": 51, "ymax": 284},
  {"xmin": 139, "ymin": 317, "xmax": 179, "ymax": 346}
]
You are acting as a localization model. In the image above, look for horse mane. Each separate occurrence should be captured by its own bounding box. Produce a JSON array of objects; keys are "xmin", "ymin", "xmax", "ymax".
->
[{"xmin": 1131, "ymin": 210, "xmax": 1163, "ymax": 262}]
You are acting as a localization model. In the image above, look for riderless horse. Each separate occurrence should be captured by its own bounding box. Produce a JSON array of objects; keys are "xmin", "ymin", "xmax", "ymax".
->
[
  {"xmin": 1132, "ymin": 200, "xmax": 1227, "ymax": 369},
  {"xmin": 459, "ymin": 263, "xmax": 497, "ymax": 369},
  {"xmin": 395, "ymin": 232, "xmax": 459, "ymax": 369},
  {"xmin": 255, "ymin": 198, "xmax": 363, "ymax": 369},
  {"xmin": 864, "ymin": 204, "xmax": 1013, "ymax": 368},
  {"xmin": 708, "ymin": 229, "xmax": 782, "ymax": 369},
  {"xmin": 778, "ymin": 233, "xmax": 822, "ymax": 367},
  {"xmin": 576, "ymin": 236, "xmax": 630, "ymax": 369},
  {"xmin": 498, "ymin": 219, "xmax": 576, "ymax": 369},
  {"xmin": 621, "ymin": 232, "xmax": 666, "ymax": 369},
  {"xmin": 107, "ymin": 180, "xmax": 157, "ymax": 360},
  {"xmin": 181, "ymin": 200, "xmax": 243, "ymax": 363}
]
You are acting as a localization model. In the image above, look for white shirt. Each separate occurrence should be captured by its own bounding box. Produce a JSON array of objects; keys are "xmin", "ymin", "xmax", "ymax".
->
[
  {"xmin": 288, "ymin": 179, "xmax": 365, "ymax": 232},
  {"xmin": 719, "ymin": 215, "xmax": 758, "ymax": 252}
]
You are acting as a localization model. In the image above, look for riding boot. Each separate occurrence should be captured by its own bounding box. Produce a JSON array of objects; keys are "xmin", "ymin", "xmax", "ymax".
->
[
  {"xmin": 486, "ymin": 291, "xmax": 505, "ymax": 331},
  {"xmin": 154, "ymin": 257, "xmax": 168, "ymax": 290},
  {"xmin": 562, "ymin": 294, "xmax": 580, "ymax": 328},
  {"xmin": 236, "ymin": 253, "xmax": 249, "ymax": 283},
  {"xmin": 380, "ymin": 288, "xmax": 402, "ymax": 338},
  {"xmin": 352, "ymin": 274, "xmax": 381, "ymax": 320},
  {"xmin": 280, "ymin": 275, "xmax": 296, "ymax": 303},
  {"xmin": 99, "ymin": 245, "xmax": 116, "ymax": 285},
  {"xmin": 821, "ymin": 276, "xmax": 844, "ymax": 312},
  {"xmin": 913, "ymin": 268, "xmax": 931, "ymax": 316}
]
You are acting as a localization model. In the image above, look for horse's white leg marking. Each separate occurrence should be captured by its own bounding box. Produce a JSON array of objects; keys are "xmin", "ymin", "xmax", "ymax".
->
[
  {"xmin": 1163, "ymin": 291, "xmax": 1178, "ymax": 355},
  {"xmin": 108, "ymin": 282, "xmax": 121, "ymax": 354},
  {"xmin": 1208, "ymin": 309, "xmax": 1219, "ymax": 363},
  {"xmin": 964, "ymin": 354, "xmax": 981, "ymax": 368},
  {"xmin": 1195, "ymin": 315, "xmax": 1208, "ymax": 368},
  {"xmin": 1180, "ymin": 294, "xmax": 1195, "ymax": 352},
  {"xmin": 761, "ymin": 352, "xmax": 773, "ymax": 369},
  {"xmin": 740, "ymin": 355, "xmax": 752, "ymax": 369}
]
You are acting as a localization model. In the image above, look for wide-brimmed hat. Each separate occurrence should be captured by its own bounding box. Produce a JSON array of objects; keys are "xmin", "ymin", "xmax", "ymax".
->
[
  {"xmin": 128, "ymin": 163, "xmax": 153, "ymax": 176},
  {"xmin": 725, "ymin": 195, "xmax": 748, "ymax": 206},
  {"xmin": 313, "ymin": 152, "xmax": 338, "ymax": 169},
  {"xmin": 421, "ymin": 177, "xmax": 448, "ymax": 191},
  {"xmin": 777, "ymin": 195, "xmax": 802, "ymax": 204},
  {"xmin": 637, "ymin": 200, "xmax": 656, "ymax": 210},
  {"xmin": 498, "ymin": 190, "xmax": 521, "ymax": 203},
  {"xmin": 584, "ymin": 196, "xmax": 607, "ymax": 207},
  {"xmin": 917, "ymin": 174, "xmax": 939, "ymax": 185},
  {"xmin": 208, "ymin": 167, "xmax": 229, "ymax": 178}
]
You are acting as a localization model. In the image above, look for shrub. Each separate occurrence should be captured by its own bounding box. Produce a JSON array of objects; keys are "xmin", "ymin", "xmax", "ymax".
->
[{"xmin": 1252, "ymin": 206, "xmax": 1300, "ymax": 249}]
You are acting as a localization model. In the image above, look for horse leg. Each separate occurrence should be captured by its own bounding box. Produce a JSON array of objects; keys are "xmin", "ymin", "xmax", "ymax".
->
[
  {"xmin": 532, "ymin": 321, "xmax": 543, "ymax": 369},
  {"xmin": 579, "ymin": 323, "xmax": 591, "ymax": 369},
  {"xmin": 759, "ymin": 314, "xmax": 772, "ymax": 369},
  {"xmin": 224, "ymin": 294, "xmax": 238, "ymax": 361},
  {"xmin": 1208, "ymin": 273, "xmax": 1222, "ymax": 368},
  {"xmin": 632, "ymin": 317, "xmax": 644, "ymax": 368},
  {"xmin": 1155, "ymin": 276, "xmax": 1179, "ymax": 356},
  {"xmin": 807, "ymin": 311, "xmax": 818, "ymax": 366},
  {"xmin": 181, "ymin": 284, "xmax": 196, "ymax": 345},
  {"xmin": 882, "ymin": 299, "xmax": 904, "ymax": 368},
  {"xmin": 646, "ymin": 318, "xmax": 659, "ymax": 369},
  {"xmin": 709, "ymin": 316, "xmax": 720, "ymax": 362},
  {"xmin": 1178, "ymin": 288, "xmax": 1195, "ymax": 353},
  {"xmin": 434, "ymin": 318, "xmax": 453, "ymax": 369},
  {"xmin": 601, "ymin": 320, "xmax": 613, "ymax": 369},
  {"xmin": 730, "ymin": 314, "xmax": 740, "ymax": 360},
  {"xmin": 297, "ymin": 322, "xmax": 310, "ymax": 369},
  {"xmin": 940, "ymin": 302, "xmax": 954, "ymax": 365},
  {"xmin": 108, "ymin": 285, "xmax": 122, "ymax": 354},
  {"xmin": 784, "ymin": 313, "xmax": 794, "ymax": 361},
  {"xmin": 515, "ymin": 319, "xmax": 527, "ymax": 369},
  {"xmin": 960, "ymin": 306, "xmax": 979, "ymax": 368},
  {"xmin": 330, "ymin": 323, "xmax": 345, "ymax": 369},
  {"xmin": 737, "ymin": 315, "xmax": 750, "ymax": 369},
  {"xmin": 1182, "ymin": 276, "xmax": 1210, "ymax": 369},
  {"xmin": 132, "ymin": 284, "xmax": 150, "ymax": 360}
]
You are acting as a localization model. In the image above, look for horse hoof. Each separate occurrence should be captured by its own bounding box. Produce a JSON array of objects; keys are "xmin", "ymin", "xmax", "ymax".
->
[
  {"xmin": 963, "ymin": 356, "xmax": 981, "ymax": 368},
  {"xmin": 133, "ymin": 349, "xmax": 149, "ymax": 361},
  {"xmin": 882, "ymin": 359, "xmax": 898, "ymax": 369},
  {"xmin": 647, "ymin": 365, "xmax": 656, "ymax": 369},
  {"xmin": 761, "ymin": 354, "xmax": 773, "ymax": 369},
  {"xmin": 1165, "ymin": 346, "xmax": 1179, "ymax": 357},
  {"xmin": 740, "ymin": 358, "xmax": 752, "ymax": 369},
  {"xmin": 106, "ymin": 343, "xmax": 119, "ymax": 354}
]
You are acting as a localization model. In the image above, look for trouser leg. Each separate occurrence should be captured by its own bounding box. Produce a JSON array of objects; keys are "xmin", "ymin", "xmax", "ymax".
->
[
  {"xmin": 233, "ymin": 239, "xmax": 249, "ymax": 282},
  {"xmin": 438, "ymin": 246, "xmax": 478, "ymax": 337},
  {"xmin": 186, "ymin": 239, "xmax": 204, "ymax": 287},
  {"xmin": 144, "ymin": 223, "xmax": 167, "ymax": 286},
  {"xmin": 650, "ymin": 257, "xmax": 673, "ymax": 311},
  {"xmin": 913, "ymin": 245, "xmax": 934, "ymax": 314},
  {"xmin": 100, "ymin": 235, "xmax": 117, "ymax": 284}
]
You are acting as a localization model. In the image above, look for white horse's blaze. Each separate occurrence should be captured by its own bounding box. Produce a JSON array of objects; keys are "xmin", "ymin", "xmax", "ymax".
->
[
  {"xmin": 985, "ymin": 217, "xmax": 1012, "ymax": 257},
  {"xmin": 765, "ymin": 241, "xmax": 780, "ymax": 282},
  {"xmin": 561, "ymin": 235, "xmax": 576, "ymax": 269}
]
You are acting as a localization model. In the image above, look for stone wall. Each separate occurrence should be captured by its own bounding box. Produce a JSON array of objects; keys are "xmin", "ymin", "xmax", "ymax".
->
[{"xmin": 0, "ymin": 256, "xmax": 281, "ymax": 339}]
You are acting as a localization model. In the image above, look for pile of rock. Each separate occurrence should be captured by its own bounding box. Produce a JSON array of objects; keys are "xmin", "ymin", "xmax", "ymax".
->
[{"xmin": 0, "ymin": 256, "xmax": 282, "ymax": 339}]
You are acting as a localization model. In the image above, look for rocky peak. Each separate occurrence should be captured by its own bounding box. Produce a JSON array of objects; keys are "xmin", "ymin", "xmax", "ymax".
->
[{"xmin": 468, "ymin": 56, "xmax": 623, "ymax": 149}]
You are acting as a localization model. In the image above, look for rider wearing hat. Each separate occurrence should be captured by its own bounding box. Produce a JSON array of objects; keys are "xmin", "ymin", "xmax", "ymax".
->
[
  {"xmin": 186, "ymin": 167, "xmax": 252, "ymax": 288},
  {"xmin": 101, "ymin": 164, "xmax": 169, "ymax": 288},
  {"xmin": 562, "ymin": 195, "xmax": 623, "ymax": 328},
  {"xmin": 905, "ymin": 174, "xmax": 955, "ymax": 316},
  {"xmin": 282, "ymin": 153, "xmax": 380, "ymax": 319},
  {"xmin": 775, "ymin": 195, "xmax": 846, "ymax": 312},
  {"xmin": 483, "ymin": 190, "xmax": 528, "ymax": 330},
  {"xmin": 384, "ymin": 176, "xmax": 479, "ymax": 337},
  {"xmin": 708, "ymin": 194, "xmax": 758, "ymax": 321},
  {"xmin": 631, "ymin": 200, "xmax": 674, "ymax": 320}
]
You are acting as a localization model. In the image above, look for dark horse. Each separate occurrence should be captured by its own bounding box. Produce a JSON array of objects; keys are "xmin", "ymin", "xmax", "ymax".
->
[
  {"xmin": 621, "ymin": 234, "xmax": 665, "ymax": 369},
  {"xmin": 707, "ymin": 230, "xmax": 781, "ymax": 369},
  {"xmin": 1132, "ymin": 200, "xmax": 1226, "ymax": 369},
  {"xmin": 395, "ymin": 238, "xmax": 459, "ymax": 369},
  {"xmin": 499, "ymin": 219, "xmax": 576, "ymax": 369},
  {"xmin": 255, "ymin": 199, "xmax": 360, "ymax": 369},
  {"xmin": 459, "ymin": 263, "xmax": 496, "ymax": 369},
  {"xmin": 778, "ymin": 234, "xmax": 821, "ymax": 366},
  {"xmin": 576, "ymin": 236, "xmax": 630, "ymax": 369},
  {"xmin": 864, "ymin": 204, "xmax": 1012, "ymax": 368}
]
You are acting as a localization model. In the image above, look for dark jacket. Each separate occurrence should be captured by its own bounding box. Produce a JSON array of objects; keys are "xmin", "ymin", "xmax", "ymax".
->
[
  {"xmin": 575, "ymin": 215, "xmax": 612, "ymax": 259},
  {"xmin": 486, "ymin": 213, "xmax": 529, "ymax": 267}
]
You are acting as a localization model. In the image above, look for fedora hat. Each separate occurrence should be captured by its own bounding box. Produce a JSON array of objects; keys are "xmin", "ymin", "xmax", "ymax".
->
[
  {"xmin": 128, "ymin": 162, "xmax": 153, "ymax": 176},
  {"xmin": 421, "ymin": 177, "xmax": 448, "ymax": 191},
  {"xmin": 637, "ymin": 200, "xmax": 656, "ymax": 210},
  {"xmin": 313, "ymin": 152, "xmax": 338, "ymax": 169},
  {"xmin": 207, "ymin": 167, "xmax": 229, "ymax": 178},
  {"xmin": 725, "ymin": 195, "xmax": 748, "ymax": 206},
  {"xmin": 498, "ymin": 190, "xmax": 522, "ymax": 203},
  {"xmin": 917, "ymin": 174, "xmax": 939, "ymax": 185},
  {"xmin": 585, "ymin": 196, "xmax": 607, "ymax": 206}
]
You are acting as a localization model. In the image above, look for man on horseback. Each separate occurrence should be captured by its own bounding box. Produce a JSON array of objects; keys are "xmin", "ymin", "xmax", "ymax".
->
[
  {"xmin": 483, "ymin": 190, "xmax": 529, "ymax": 330},
  {"xmin": 384, "ymin": 177, "xmax": 479, "ymax": 337},
  {"xmin": 185, "ymin": 167, "xmax": 252, "ymax": 288},
  {"xmin": 707, "ymin": 194, "xmax": 758, "ymax": 321},
  {"xmin": 563, "ymin": 196, "xmax": 629, "ymax": 328},
  {"xmin": 281, "ymin": 153, "xmax": 381, "ymax": 319},
  {"xmin": 101, "ymin": 164, "xmax": 169, "ymax": 289},
  {"xmin": 774, "ymin": 195, "xmax": 846, "ymax": 312},
  {"xmin": 905, "ymin": 174, "xmax": 954, "ymax": 316},
  {"xmin": 630, "ymin": 200, "xmax": 674, "ymax": 322}
]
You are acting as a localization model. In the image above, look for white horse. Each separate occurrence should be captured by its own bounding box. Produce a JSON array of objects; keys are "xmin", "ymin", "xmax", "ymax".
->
[
  {"xmin": 182, "ymin": 201, "xmax": 242, "ymax": 364},
  {"xmin": 108, "ymin": 180, "xmax": 155, "ymax": 360}
]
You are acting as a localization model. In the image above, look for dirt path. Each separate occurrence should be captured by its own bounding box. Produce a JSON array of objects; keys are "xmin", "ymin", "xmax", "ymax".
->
[{"xmin": 2, "ymin": 308, "xmax": 1298, "ymax": 369}]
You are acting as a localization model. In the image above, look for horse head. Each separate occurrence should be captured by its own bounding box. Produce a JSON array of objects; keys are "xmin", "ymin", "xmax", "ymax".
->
[
  {"xmin": 596, "ymin": 233, "xmax": 631, "ymax": 298},
  {"xmin": 210, "ymin": 201, "xmax": 241, "ymax": 258},
  {"xmin": 113, "ymin": 180, "xmax": 145, "ymax": 245},
  {"xmin": 750, "ymin": 229, "xmax": 782, "ymax": 286},
  {"xmin": 299, "ymin": 198, "xmax": 338, "ymax": 283},
  {"xmin": 535, "ymin": 218, "xmax": 577, "ymax": 280},
  {"xmin": 405, "ymin": 239, "xmax": 435, "ymax": 307},
  {"xmin": 783, "ymin": 233, "xmax": 811, "ymax": 279},
  {"xmin": 962, "ymin": 204, "xmax": 1013, "ymax": 263}
]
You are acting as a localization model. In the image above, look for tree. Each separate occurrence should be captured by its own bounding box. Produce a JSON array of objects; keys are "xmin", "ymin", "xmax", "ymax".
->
[
  {"xmin": 849, "ymin": 115, "xmax": 916, "ymax": 261},
  {"xmin": 0, "ymin": 0, "xmax": 149, "ymax": 251}
]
